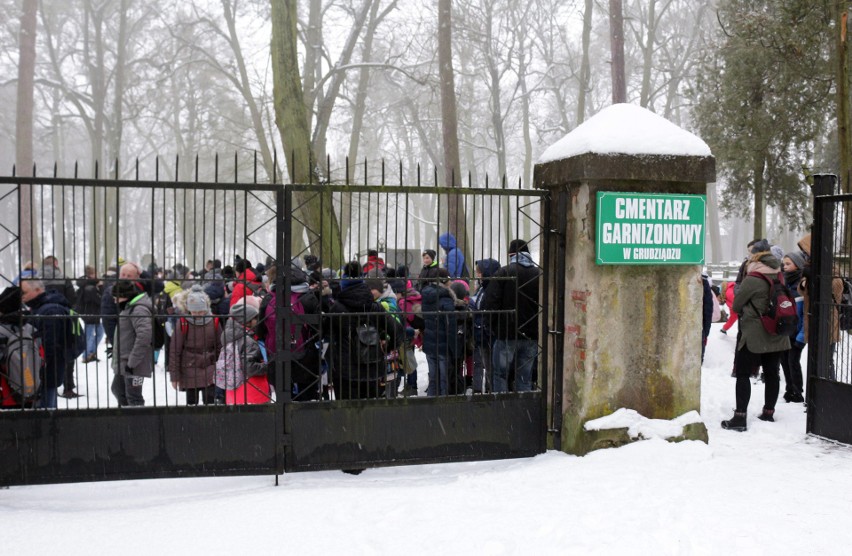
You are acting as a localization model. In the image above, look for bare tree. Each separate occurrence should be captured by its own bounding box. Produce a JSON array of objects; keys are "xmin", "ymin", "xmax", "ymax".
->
[
  {"xmin": 15, "ymin": 0, "xmax": 37, "ymax": 263},
  {"xmin": 609, "ymin": 0, "xmax": 627, "ymax": 103}
]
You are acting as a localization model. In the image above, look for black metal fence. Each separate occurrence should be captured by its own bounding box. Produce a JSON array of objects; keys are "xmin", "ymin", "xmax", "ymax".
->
[
  {"xmin": 0, "ymin": 156, "xmax": 550, "ymax": 484},
  {"xmin": 807, "ymin": 174, "xmax": 852, "ymax": 445}
]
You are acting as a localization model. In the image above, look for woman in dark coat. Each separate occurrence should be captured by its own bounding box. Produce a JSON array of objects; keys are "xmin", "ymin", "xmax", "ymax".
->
[{"xmin": 76, "ymin": 265, "xmax": 104, "ymax": 363}]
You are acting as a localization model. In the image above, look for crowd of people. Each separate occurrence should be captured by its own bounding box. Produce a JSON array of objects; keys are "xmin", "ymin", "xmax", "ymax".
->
[
  {"xmin": 703, "ymin": 233, "xmax": 832, "ymax": 432},
  {"xmin": 0, "ymin": 232, "xmax": 542, "ymax": 409}
]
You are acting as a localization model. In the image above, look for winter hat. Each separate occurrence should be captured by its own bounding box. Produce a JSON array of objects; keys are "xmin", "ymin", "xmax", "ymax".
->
[
  {"xmin": 186, "ymin": 285, "xmax": 210, "ymax": 313},
  {"xmin": 230, "ymin": 297, "xmax": 259, "ymax": 324},
  {"xmin": 770, "ymin": 245, "xmax": 784, "ymax": 261},
  {"xmin": 749, "ymin": 239, "xmax": 771, "ymax": 254},
  {"xmin": 508, "ymin": 239, "xmax": 529, "ymax": 254},
  {"xmin": 0, "ymin": 286, "xmax": 22, "ymax": 315},
  {"xmin": 12, "ymin": 269, "xmax": 38, "ymax": 286},
  {"xmin": 436, "ymin": 268, "xmax": 450, "ymax": 284},
  {"xmin": 365, "ymin": 278, "xmax": 385, "ymax": 293},
  {"xmin": 450, "ymin": 281, "xmax": 469, "ymax": 300},
  {"xmin": 785, "ymin": 250, "xmax": 807, "ymax": 271},
  {"xmin": 322, "ymin": 268, "xmax": 335, "ymax": 281},
  {"xmin": 476, "ymin": 258, "xmax": 501, "ymax": 278}
]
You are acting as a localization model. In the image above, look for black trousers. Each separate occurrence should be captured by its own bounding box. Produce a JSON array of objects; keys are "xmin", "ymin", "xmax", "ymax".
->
[
  {"xmin": 733, "ymin": 346, "xmax": 782, "ymax": 413},
  {"xmin": 780, "ymin": 342, "xmax": 805, "ymax": 396}
]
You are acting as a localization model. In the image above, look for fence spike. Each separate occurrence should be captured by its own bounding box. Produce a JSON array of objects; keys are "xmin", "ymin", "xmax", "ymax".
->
[
  {"xmin": 74, "ymin": 161, "xmax": 79, "ymax": 179},
  {"xmin": 254, "ymin": 150, "xmax": 258, "ymax": 184},
  {"xmin": 214, "ymin": 153, "xmax": 219, "ymax": 183},
  {"xmin": 345, "ymin": 156, "xmax": 350, "ymax": 186},
  {"xmin": 195, "ymin": 154, "xmax": 200, "ymax": 183}
]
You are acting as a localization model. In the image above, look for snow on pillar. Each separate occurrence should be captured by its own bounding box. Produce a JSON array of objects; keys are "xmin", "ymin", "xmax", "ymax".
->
[{"xmin": 534, "ymin": 104, "xmax": 715, "ymax": 455}]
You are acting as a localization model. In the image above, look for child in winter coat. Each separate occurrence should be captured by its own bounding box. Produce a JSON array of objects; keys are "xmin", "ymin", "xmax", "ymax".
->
[
  {"xmin": 168, "ymin": 286, "xmax": 221, "ymax": 405},
  {"xmin": 216, "ymin": 296, "xmax": 270, "ymax": 405}
]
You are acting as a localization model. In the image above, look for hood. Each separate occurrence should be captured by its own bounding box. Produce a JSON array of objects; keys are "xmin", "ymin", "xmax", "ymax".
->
[
  {"xmin": 421, "ymin": 284, "xmax": 455, "ymax": 305},
  {"xmin": 222, "ymin": 317, "xmax": 251, "ymax": 344},
  {"xmin": 28, "ymin": 290, "xmax": 71, "ymax": 310},
  {"xmin": 438, "ymin": 233, "xmax": 457, "ymax": 251},
  {"xmin": 378, "ymin": 284, "xmax": 397, "ymax": 304},
  {"xmin": 204, "ymin": 281, "xmax": 226, "ymax": 300},
  {"xmin": 476, "ymin": 258, "xmax": 501, "ymax": 278},
  {"xmin": 239, "ymin": 268, "xmax": 259, "ymax": 283},
  {"xmin": 511, "ymin": 252, "xmax": 535, "ymax": 268},
  {"xmin": 334, "ymin": 281, "xmax": 376, "ymax": 311},
  {"xmin": 797, "ymin": 233, "xmax": 811, "ymax": 257},
  {"xmin": 747, "ymin": 253, "xmax": 781, "ymax": 274}
]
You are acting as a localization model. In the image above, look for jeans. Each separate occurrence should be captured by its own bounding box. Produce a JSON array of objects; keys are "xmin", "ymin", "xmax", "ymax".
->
[
  {"xmin": 425, "ymin": 352, "xmax": 449, "ymax": 396},
  {"xmin": 37, "ymin": 386, "xmax": 57, "ymax": 409},
  {"xmin": 492, "ymin": 338, "xmax": 538, "ymax": 393},
  {"xmin": 85, "ymin": 323, "xmax": 104, "ymax": 358}
]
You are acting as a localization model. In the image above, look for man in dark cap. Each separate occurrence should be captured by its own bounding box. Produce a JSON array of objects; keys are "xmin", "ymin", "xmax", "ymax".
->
[
  {"xmin": 482, "ymin": 239, "xmax": 541, "ymax": 393},
  {"xmin": 110, "ymin": 266, "xmax": 154, "ymax": 406}
]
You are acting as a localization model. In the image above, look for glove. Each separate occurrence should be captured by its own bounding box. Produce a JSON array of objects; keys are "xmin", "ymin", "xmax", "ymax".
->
[{"xmin": 125, "ymin": 366, "xmax": 134, "ymax": 376}]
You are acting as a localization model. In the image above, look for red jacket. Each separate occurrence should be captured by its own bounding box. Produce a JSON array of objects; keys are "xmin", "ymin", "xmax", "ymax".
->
[{"xmin": 230, "ymin": 268, "xmax": 262, "ymax": 307}]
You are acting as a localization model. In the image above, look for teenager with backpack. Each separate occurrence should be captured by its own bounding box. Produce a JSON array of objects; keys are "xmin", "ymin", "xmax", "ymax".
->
[
  {"xmin": 21, "ymin": 278, "xmax": 75, "ymax": 408},
  {"xmin": 168, "ymin": 286, "xmax": 221, "ymax": 405},
  {"xmin": 216, "ymin": 296, "xmax": 270, "ymax": 405},
  {"xmin": 780, "ymin": 251, "xmax": 807, "ymax": 404},
  {"xmin": 722, "ymin": 249, "xmax": 791, "ymax": 431},
  {"xmin": 0, "ymin": 286, "xmax": 41, "ymax": 409},
  {"xmin": 326, "ymin": 262, "xmax": 403, "ymax": 400}
]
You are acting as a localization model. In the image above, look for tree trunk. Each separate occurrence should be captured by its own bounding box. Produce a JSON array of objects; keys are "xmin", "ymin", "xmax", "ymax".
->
[
  {"xmin": 639, "ymin": 0, "xmax": 656, "ymax": 108},
  {"xmin": 753, "ymin": 158, "xmax": 766, "ymax": 240},
  {"xmin": 438, "ymin": 0, "xmax": 467, "ymax": 258},
  {"xmin": 16, "ymin": 0, "xmax": 38, "ymax": 265},
  {"xmin": 836, "ymin": 3, "xmax": 852, "ymax": 251},
  {"xmin": 271, "ymin": 0, "xmax": 343, "ymax": 268},
  {"xmin": 609, "ymin": 0, "xmax": 627, "ymax": 104},
  {"xmin": 706, "ymin": 182, "xmax": 722, "ymax": 263},
  {"xmin": 577, "ymin": 0, "xmax": 593, "ymax": 124}
]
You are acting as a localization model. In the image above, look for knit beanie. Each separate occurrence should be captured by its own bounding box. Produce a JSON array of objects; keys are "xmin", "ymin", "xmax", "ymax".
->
[
  {"xmin": 230, "ymin": 297, "xmax": 259, "ymax": 324},
  {"xmin": 508, "ymin": 239, "xmax": 529, "ymax": 254},
  {"xmin": 785, "ymin": 250, "xmax": 807, "ymax": 271},
  {"xmin": 770, "ymin": 245, "xmax": 784, "ymax": 261},
  {"xmin": 749, "ymin": 239, "xmax": 770, "ymax": 254},
  {"xmin": 186, "ymin": 285, "xmax": 210, "ymax": 313}
]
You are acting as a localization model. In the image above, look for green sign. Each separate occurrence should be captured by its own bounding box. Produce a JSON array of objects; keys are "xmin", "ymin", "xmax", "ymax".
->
[{"xmin": 596, "ymin": 192, "xmax": 706, "ymax": 265}]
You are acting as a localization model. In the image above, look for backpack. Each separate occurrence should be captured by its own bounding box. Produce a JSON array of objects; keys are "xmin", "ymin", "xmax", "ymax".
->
[
  {"xmin": 837, "ymin": 278, "xmax": 852, "ymax": 331},
  {"xmin": 355, "ymin": 319, "xmax": 385, "ymax": 367},
  {"xmin": 0, "ymin": 323, "xmax": 43, "ymax": 404},
  {"xmin": 138, "ymin": 300, "xmax": 167, "ymax": 350},
  {"xmin": 214, "ymin": 342, "xmax": 246, "ymax": 390},
  {"xmin": 179, "ymin": 316, "xmax": 220, "ymax": 337},
  {"xmin": 747, "ymin": 272, "xmax": 798, "ymax": 337},
  {"xmin": 68, "ymin": 309, "xmax": 87, "ymax": 358}
]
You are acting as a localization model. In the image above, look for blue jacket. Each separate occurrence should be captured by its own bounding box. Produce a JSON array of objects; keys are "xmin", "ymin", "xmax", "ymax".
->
[{"xmin": 438, "ymin": 233, "xmax": 468, "ymax": 278}]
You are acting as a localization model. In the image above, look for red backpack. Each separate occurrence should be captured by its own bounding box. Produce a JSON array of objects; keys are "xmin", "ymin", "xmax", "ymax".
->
[{"xmin": 747, "ymin": 272, "xmax": 798, "ymax": 337}]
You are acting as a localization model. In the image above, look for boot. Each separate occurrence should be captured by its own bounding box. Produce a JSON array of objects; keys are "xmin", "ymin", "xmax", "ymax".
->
[
  {"xmin": 721, "ymin": 411, "xmax": 747, "ymax": 431},
  {"xmin": 758, "ymin": 408, "xmax": 775, "ymax": 422}
]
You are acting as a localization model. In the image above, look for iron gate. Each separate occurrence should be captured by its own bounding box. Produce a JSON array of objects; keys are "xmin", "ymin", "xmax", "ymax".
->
[
  {"xmin": 0, "ymin": 157, "xmax": 552, "ymax": 485},
  {"xmin": 807, "ymin": 173, "xmax": 852, "ymax": 445}
]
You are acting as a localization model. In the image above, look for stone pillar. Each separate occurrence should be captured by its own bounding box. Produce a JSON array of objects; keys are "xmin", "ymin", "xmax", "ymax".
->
[{"xmin": 534, "ymin": 105, "xmax": 715, "ymax": 455}]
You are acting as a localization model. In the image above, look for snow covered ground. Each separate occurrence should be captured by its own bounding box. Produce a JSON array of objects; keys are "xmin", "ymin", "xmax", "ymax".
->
[{"xmin": 4, "ymin": 320, "xmax": 852, "ymax": 555}]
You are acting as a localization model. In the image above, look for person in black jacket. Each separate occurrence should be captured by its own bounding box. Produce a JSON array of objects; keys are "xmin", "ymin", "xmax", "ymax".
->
[
  {"xmin": 21, "ymin": 279, "xmax": 74, "ymax": 408},
  {"xmin": 701, "ymin": 274, "xmax": 713, "ymax": 363},
  {"xmin": 421, "ymin": 268, "xmax": 458, "ymax": 396},
  {"xmin": 76, "ymin": 265, "xmax": 104, "ymax": 364},
  {"xmin": 325, "ymin": 261, "xmax": 403, "ymax": 399},
  {"xmin": 482, "ymin": 239, "xmax": 541, "ymax": 393}
]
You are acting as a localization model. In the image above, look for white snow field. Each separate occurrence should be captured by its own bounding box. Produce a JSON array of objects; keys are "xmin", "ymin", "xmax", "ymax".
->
[{"xmin": 3, "ymin": 320, "xmax": 852, "ymax": 555}]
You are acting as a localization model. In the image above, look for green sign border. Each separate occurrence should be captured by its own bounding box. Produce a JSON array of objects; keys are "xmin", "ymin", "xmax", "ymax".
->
[{"xmin": 595, "ymin": 191, "xmax": 706, "ymax": 266}]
